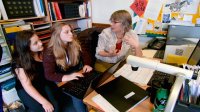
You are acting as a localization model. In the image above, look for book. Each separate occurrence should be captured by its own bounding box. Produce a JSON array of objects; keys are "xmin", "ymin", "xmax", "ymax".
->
[
  {"xmin": 0, "ymin": 0, "xmax": 8, "ymax": 20},
  {"xmin": 48, "ymin": 3, "xmax": 53, "ymax": 21},
  {"xmin": 37, "ymin": 0, "xmax": 45, "ymax": 16},
  {"xmin": 33, "ymin": 0, "xmax": 41, "ymax": 16},
  {"xmin": 49, "ymin": 2, "xmax": 56, "ymax": 21},
  {"xmin": 38, "ymin": 33, "xmax": 50, "ymax": 39},
  {"xmin": 95, "ymin": 76, "xmax": 149, "ymax": 112},
  {"xmin": 2, "ymin": 0, "xmax": 35, "ymax": 19},
  {"xmin": 53, "ymin": 2, "xmax": 62, "ymax": 20}
]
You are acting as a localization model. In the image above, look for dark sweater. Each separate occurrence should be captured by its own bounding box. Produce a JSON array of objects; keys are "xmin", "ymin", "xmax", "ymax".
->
[{"xmin": 43, "ymin": 47, "xmax": 84, "ymax": 82}]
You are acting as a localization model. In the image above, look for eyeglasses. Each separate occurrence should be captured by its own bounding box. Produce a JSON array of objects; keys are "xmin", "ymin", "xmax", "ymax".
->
[{"xmin": 110, "ymin": 21, "xmax": 121, "ymax": 24}]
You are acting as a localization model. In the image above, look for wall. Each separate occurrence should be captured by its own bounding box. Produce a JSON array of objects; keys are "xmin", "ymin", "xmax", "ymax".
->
[{"xmin": 91, "ymin": 0, "xmax": 134, "ymax": 24}]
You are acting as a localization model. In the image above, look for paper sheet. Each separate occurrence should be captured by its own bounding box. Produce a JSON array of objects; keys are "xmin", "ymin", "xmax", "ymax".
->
[
  {"xmin": 134, "ymin": 18, "xmax": 147, "ymax": 34},
  {"xmin": 92, "ymin": 94, "xmax": 119, "ymax": 112},
  {"xmin": 143, "ymin": 0, "xmax": 163, "ymax": 20},
  {"xmin": 114, "ymin": 64, "xmax": 155, "ymax": 85},
  {"xmin": 142, "ymin": 49, "xmax": 157, "ymax": 58}
]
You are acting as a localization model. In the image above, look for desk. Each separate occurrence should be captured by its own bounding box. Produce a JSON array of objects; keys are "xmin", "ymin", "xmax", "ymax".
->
[{"xmin": 83, "ymin": 76, "xmax": 154, "ymax": 112}]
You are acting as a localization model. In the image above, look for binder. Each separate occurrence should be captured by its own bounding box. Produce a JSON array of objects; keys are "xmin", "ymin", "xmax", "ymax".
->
[
  {"xmin": 53, "ymin": 2, "xmax": 62, "ymax": 20},
  {"xmin": 2, "ymin": 0, "xmax": 35, "ymax": 19},
  {"xmin": 96, "ymin": 76, "xmax": 148, "ymax": 112}
]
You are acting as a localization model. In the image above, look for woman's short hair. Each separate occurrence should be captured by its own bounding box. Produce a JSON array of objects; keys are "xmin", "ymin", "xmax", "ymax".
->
[{"xmin": 110, "ymin": 10, "xmax": 132, "ymax": 32}]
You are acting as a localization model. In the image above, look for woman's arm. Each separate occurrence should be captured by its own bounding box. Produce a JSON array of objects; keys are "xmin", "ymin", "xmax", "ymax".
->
[
  {"xmin": 96, "ymin": 31, "xmax": 118, "ymax": 57},
  {"xmin": 124, "ymin": 32, "xmax": 143, "ymax": 57},
  {"xmin": 16, "ymin": 68, "xmax": 54, "ymax": 112},
  {"xmin": 43, "ymin": 49, "xmax": 64, "ymax": 82}
]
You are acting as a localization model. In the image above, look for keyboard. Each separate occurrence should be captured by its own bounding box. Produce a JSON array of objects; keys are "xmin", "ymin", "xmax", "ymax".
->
[
  {"xmin": 147, "ymin": 70, "xmax": 176, "ymax": 86},
  {"xmin": 61, "ymin": 71, "xmax": 101, "ymax": 99},
  {"xmin": 153, "ymin": 50, "xmax": 165, "ymax": 59}
]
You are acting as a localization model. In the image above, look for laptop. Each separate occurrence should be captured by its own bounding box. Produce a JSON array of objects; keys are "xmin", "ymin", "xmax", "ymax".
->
[
  {"xmin": 60, "ymin": 59, "xmax": 124, "ymax": 99},
  {"xmin": 187, "ymin": 39, "xmax": 200, "ymax": 66}
]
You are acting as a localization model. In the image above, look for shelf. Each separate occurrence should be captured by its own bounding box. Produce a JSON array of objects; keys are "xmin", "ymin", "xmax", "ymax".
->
[
  {"xmin": 52, "ymin": 17, "xmax": 90, "ymax": 22},
  {"xmin": 31, "ymin": 22, "xmax": 51, "ymax": 26},
  {"xmin": 0, "ymin": 38, "xmax": 5, "ymax": 44},
  {"xmin": 0, "ymin": 16, "xmax": 47, "ymax": 23},
  {"xmin": 0, "ymin": 72, "xmax": 14, "ymax": 83},
  {"xmin": 0, "ymin": 43, "xmax": 7, "ymax": 47},
  {"xmin": 0, "ymin": 57, "xmax": 12, "ymax": 66},
  {"xmin": 39, "ymin": 34, "xmax": 51, "ymax": 40},
  {"xmin": 42, "ymin": 39, "xmax": 50, "ymax": 44},
  {"xmin": 36, "ymin": 29, "xmax": 51, "ymax": 35}
]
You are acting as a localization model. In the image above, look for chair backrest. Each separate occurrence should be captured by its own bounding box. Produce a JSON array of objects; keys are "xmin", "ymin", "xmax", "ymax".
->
[{"xmin": 77, "ymin": 28, "xmax": 103, "ymax": 67}]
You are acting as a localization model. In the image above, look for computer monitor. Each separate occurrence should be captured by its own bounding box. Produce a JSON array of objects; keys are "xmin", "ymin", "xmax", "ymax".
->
[
  {"xmin": 167, "ymin": 25, "xmax": 200, "ymax": 39},
  {"xmin": 187, "ymin": 39, "xmax": 200, "ymax": 65}
]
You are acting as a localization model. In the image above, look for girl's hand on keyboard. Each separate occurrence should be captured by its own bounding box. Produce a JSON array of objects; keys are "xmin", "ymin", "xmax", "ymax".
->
[
  {"xmin": 83, "ymin": 65, "xmax": 93, "ymax": 73},
  {"xmin": 62, "ymin": 73, "xmax": 83, "ymax": 81}
]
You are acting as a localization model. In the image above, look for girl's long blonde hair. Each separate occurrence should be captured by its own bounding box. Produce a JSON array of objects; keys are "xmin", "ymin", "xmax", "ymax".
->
[{"xmin": 48, "ymin": 22, "xmax": 81, "ymax": 70}]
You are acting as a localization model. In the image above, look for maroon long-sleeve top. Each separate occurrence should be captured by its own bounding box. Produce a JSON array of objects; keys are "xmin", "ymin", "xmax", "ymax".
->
[{"xmin": 43, "ymin": 47, "xmax": 90, "ymax": 82}]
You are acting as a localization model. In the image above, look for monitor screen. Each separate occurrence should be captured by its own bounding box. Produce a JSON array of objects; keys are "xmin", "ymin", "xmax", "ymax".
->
[
  {"xmin": 167, "ymin": 25, "xmax": 200, "ymax": 39},
  {"xmin": 187, "ymin": 40, "xmax": 200, "ymax": 65}
]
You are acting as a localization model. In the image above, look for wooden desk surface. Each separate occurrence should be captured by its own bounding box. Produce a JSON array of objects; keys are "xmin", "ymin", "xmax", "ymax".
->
[{"xmin": 83, "ymin": 76, "xmax": 154, "ymax": 112}]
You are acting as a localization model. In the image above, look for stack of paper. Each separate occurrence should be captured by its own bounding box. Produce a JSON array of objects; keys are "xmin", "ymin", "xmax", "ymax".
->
[{"xmin": 142, "ymin": 49, "xmax": 157, "ymax": 58}]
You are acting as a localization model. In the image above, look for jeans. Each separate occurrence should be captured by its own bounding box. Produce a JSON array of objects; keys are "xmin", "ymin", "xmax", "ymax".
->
[
  {"xmin": 17, "ymin": 86, "xmax": 60, "ymax": 112},
  {"xmin": 65, "ymin": 93, "xmax": 88, "ymax": 112}
]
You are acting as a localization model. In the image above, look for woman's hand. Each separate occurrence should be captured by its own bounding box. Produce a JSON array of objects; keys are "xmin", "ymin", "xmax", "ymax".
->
[
  {"xmin": 124, "ymin": 33, "xmax": 139, "ymax": 48},
  {"xmin": 108, "ymin": 50, "xmax": 119, "ymax": 57},
  {"xmin": 42, "ymin": 101, "xmax": 54, "ymax": 112},
  {"xmin": 62, "ymin": 72, "xmax": 83, "ymax": 81},
  {"xmin": 83, "ymin": 65, "xmax": 93, "ymax": 73},
  {"xmin": 124, "ymin": 33, "xmax": 142, "ymax": 57}
]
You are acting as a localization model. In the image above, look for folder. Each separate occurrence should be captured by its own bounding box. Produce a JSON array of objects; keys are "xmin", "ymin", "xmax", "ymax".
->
[{"xmin": 95, "ymin": 76, "xmax": 148, "ymax": 112}]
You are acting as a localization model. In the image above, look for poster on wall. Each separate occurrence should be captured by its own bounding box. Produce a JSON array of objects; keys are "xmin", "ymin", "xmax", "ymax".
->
[
  {"xmin": 163, "ymin": 0, "xmax": 200, "ymax": 14},
  {"xmin": 162, "ymin": 13, "xmax": 171, "ymax": 23},
  {"xmin": 143, "ymin": 0, "xmax": 163, "ymax": 20},
  {"xmin": 130, "ymin": 0, "xmax": 147, "ymax": 16}
]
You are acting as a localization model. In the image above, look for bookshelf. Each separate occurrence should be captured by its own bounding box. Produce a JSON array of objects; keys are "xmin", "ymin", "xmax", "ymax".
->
[
  {"xmin": 45, "ymin": 0, "xmax": 92, "ymax": 30},
  {"xmin": 0, "ymin": 25, "xmax": 13, "ymax": 83},
  {"xmin": 0, "ymin": 0, "xmax": 92, "ymax": 107},
  {"xmin": 0, "ymin": 1, "xmax": 92, "ymax": 75},
  {"xmin": 0, "ymin": 0, "xmax": 92, "ymax": 81}
]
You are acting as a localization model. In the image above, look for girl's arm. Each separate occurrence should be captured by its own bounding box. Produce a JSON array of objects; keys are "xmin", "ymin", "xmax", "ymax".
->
[{"xmin": 16, "ymin": 68, "xmax": 54, "ymax": 112}]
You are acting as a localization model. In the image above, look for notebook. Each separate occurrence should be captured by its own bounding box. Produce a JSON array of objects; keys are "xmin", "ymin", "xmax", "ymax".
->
[{"xmin": 95, "ymin": 76, "xmax": 149, "ymax": 112}]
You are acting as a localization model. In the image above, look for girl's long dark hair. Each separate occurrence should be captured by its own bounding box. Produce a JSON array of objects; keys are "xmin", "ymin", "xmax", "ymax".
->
[{"xmin": 14, "ymin": 30, "xmax": 36, "ymax": 79}]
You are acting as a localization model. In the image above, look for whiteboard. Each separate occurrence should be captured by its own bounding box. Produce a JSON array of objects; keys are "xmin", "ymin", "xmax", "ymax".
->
[{"xmin": 91, "ymin": 0, "xmax": 134, "ymax": 24}]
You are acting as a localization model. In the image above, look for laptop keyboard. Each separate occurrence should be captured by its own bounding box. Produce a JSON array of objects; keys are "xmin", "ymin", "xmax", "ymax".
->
[
  {"xmin": 61, "ymin": 71, "xmax": 101, "ymax": 99},
  {"xmin": 147, "ymin": 70, "xmax": 176, "ymax": 86},
  {"xmin": 153, "ymin": 50, "xmax": 165, "ymax": 59}
]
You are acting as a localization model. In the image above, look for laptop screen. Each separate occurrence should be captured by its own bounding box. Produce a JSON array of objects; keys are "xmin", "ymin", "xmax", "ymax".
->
[
  {"xmin": 187, "ymin": 40, "xmax": 200, "ymax": 65},
  {"xmin": 93, "ymin": 59, "xmax": 125, "ymax": 88}
]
